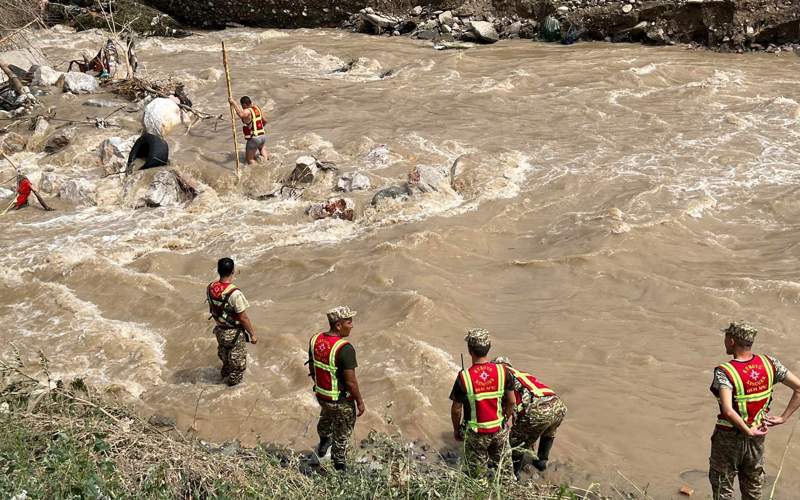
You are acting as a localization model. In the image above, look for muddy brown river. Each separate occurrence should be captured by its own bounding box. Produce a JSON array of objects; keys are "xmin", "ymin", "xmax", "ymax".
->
[{"xmin": 2, "ymin": 27, "xmax": 800, "ymax": 497}]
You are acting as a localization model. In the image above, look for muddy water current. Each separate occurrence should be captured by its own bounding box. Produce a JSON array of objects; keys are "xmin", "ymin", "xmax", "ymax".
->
[{"xmin": 2, "ymin": 28, "xmax": 800, "ymax": 497}]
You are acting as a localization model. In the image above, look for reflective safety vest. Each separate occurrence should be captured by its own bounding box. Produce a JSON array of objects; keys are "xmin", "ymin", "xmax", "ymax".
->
[
  {"xmin": 715, "ymin": 354, "xmax": 775, "ymax": 430},
  {"xmin": 206, "ymin": 281, "xmax": 241, "ymax": 329},
  {"xmin": 461, "ymin": 363, "xmax": 506, "ymax": 434},
  {"xmin": 243, "ymin": 105, "xmax": 266, "ymax": 139},
  {"xmin": 310, "ymin": 332, "xmax": 351, "ymax": 401},
  {"xmin": 509, "ymin": 367, "xmax": 556, "ymax": 411}
]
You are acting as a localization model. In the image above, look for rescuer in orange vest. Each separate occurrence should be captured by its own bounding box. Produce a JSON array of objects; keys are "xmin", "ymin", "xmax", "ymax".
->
[
  {"xmin": 228, "ymin": 95, "xmax": 268, "ymax": 165},
  {"xmin": 206, "ymin": 257, "xmax": 258, "ymax": 386},
  {"xmin": 449, "ymin": 328, "xmax": 516, "ymax": 478},
  {"xmin": 709, "ymin": 322, "xmax": 800, "ymax": 500},
  {"xmin": 308, "ymin": 306, "xmax": 365, "ymax": 471},
  {"xmin": 494, "ymin": 356, "xmax": 567, "ymax": 478}
]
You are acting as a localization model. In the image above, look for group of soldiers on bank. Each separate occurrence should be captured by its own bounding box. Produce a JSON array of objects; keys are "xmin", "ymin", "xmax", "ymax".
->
[{"xmin": 207, "ymin": 257, "xmax": 800, "ymax": 498}]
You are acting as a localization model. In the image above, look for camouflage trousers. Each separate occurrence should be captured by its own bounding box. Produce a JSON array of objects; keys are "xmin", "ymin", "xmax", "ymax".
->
[
  {"xmin": 510, "ymin": 396, "xmax": 567, "ymax": 449},
  {"xmin": 708, "ymin": 429, "xmax": 765, "ymax": 500},
  {"xmin": 317, "ymin": 399, "xmax": 356, "ymax": 467},
  {"xmin": 214, "ymin": 326, "xmax": 247, "ymax": 386},
  {"xmin": 464, "ymin": 427, "xmax": 512, "ymax": 479}
]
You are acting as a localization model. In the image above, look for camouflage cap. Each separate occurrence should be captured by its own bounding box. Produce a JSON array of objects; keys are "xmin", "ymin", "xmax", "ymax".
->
[
  {"xmin": 326, "ymin": 305, "xmax": 357, "ymax": 323},
  {"xmin": 722, "ymin": 321, "xmax": 758, "ymax": 343},
  {"xmin": 493, "ymin": 356, "xmax": 512, "ymax": 367},
  {"xmin": 465, "ymin": 328, "xmax": 491, "ymax": 347}
]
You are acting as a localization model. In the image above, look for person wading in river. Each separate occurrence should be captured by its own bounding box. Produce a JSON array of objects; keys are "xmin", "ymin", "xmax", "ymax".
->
[
  {"xmin": 493, "ymin": 356, "xmax": 567, "ymax": 478},
  {"xmin": 228, "ymin": 95, "xmax": 268, "ymax": 165},
  {"xmin": 709, "ymin": 321, "xmax": 800, "ymax": 500},
  {"xmin": 207, "ymin": 258, "xmax": 257, "ymax": 386},
  {"xmin": 450, "ymin": 329, "xmax": 515, "ymax": 479},
  {"xmin": 308, "ymin": 306, "xmax": 365, "ymax": 471}
]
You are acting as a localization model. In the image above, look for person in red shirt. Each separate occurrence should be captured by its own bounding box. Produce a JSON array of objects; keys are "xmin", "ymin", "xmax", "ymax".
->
[{"xmin": 14, "ymin": 175, "xmax": 32, "ymax": 209}]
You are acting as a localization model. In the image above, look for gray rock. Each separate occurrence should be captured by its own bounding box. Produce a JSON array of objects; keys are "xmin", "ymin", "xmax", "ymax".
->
[
  {"xmin": 363, "ymin": 13, "xmax": 397, "ymax": 29},
  {"xmin": 44, "ymin": 128, "xmax": 75, "ymax": 154},
  {"xmin": 469, "ymin": 21, "xmax": 499, "ymax": 43},
  {"xmin": 84, "ymin": 99, "xmax": 123, "ymax": 108},
  {"xmin": 39, "ymin": 171, "xmax": 65, "ymax": 194},
  {"xmin": 288, "ymin": 155, "xmax": 319, "ymax": 184},
  {"xmin": 408, "ymin": 165, "xmax": 449, "ymax": 193},
  {"xmin": 622, "ymin": 4, "xmax": 633, "ymax": 13},
  {"xmin": 411, "ymin": 5, "xmax": 423, "ymax": 16},
  {"xmin": 148, "ymin": 415, "xmax": 176, "ymax": 428},
  {"xmin": 99, "ymin": 136, "xmax": 137, "ymax": 173},
  {"xmin": 28, "ymin": 117, "xmax": 50, "ymax": 151},
  {"xmin": 371, "ymin": 185, "xmax": 411, "ymax": 206},
  {"xmin": 0, "ymin": 132, "xmax": 27, "ymax": 153},
  {"xmin": 0, "ymin": 187, "xmax": 13, "ymax": 199},
  {"xmin": 144, "ymin": 170, "xmax": 191, "ymax": 207},
  {"xmin": 62, "ymin": 72, "xmax": 99, "ymax": 94},
  {"xmin": 59, "ymin": 178, "xmax": 96, "ymax": 206},
  {"xmin": 438, "ymin": 11, "xmax": 454, "ymax": 27},
  {"xmin": 506, "ymin": 21, "xmax": 522, "ymax": 36},
  {"xmin": 336, "ymin": 172, "xmax": 371, "ymax": 192},
  {"xmin": 32, "ymin": 66, "xmax": 64, "ymax": 87},
  {"xmin": 415, "ymin": 30, "xmax": 437, "ymax": 40}
]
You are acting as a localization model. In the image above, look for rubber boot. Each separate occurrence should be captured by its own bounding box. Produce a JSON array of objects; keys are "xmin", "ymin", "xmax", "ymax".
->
[
  {"xmin": 512, "ymin": 450, "xmax": 524, "ymax": 480},
  {"xmin": 532, "ymin": 436, "xmax": 555, "ymax": 471},
  {"xmin": 333, "ymin": 461, "xmax": 346, "ymax": 472}
]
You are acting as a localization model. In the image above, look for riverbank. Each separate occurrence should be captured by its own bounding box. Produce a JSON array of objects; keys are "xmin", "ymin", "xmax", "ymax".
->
[{"xmin": 0, "ymin": 355, "xmax": 607, "ymax": 499}]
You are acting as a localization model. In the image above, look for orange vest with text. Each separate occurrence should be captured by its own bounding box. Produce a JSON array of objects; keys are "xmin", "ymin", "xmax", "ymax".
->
[{"xmin": 460, "ymin": 363, "xmax": 506, "ymax": 434}]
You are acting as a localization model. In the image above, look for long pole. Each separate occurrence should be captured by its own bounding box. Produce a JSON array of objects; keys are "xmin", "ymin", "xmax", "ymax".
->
[{"xmin": 221, "ymin": 41, "xmax": 241, "ymax": 178}]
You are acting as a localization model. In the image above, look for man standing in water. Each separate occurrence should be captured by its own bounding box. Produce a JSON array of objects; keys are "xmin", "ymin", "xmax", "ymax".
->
[
  {"xmin": 228, "ymin": 95, "xmax": 268, "ymax": 165},
  {"xmin": 493, "ymin": 356, "xmax": 567, "ymax": 478},
  {"xmin": 207, "ymin": 258, "xmax": 258, "ymax": 386},
  {"xmin": 308, "ymin": 306, "xmax": 365, "ymax": 471},
  {"xmin": 709, "ymin": 322, "xmax": 800, "ymax": 500},
  {"xmin": 450, "ymin": 329, "xmax": 515, "ymax": 478}
]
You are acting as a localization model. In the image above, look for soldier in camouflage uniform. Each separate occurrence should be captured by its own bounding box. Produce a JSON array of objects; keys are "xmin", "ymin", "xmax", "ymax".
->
[
  {"xmin": 709, "ymin": 322, "xmax": 800, "ymax": 500},
  {"xmin": 207, "ymin": 258, "xmax": 258, "ymax": 386},
  {"xmin": 450, "ymin": 329, "xmax": 516, "ymax": 479},
  {"xmin": 308, "ymin": 306, "xmax": 365, "ymax": 471},
  {"xmin": 494, "ymin": 356, "xmax": 567, "ymax": 478}
]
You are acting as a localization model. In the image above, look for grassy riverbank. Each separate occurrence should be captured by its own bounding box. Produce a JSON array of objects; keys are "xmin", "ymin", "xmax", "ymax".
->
[{"xmin": 0, "ymin": 354, "xmax": 604, "ymax": 499}]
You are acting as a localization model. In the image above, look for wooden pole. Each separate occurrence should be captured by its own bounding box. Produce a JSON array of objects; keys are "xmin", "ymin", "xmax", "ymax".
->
[{"xmin": 221, "ymin": 41, "xmax": 241, "ymax": 178}]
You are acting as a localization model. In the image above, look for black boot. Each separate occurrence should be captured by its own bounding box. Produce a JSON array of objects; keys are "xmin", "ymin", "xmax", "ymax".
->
[
  {"xmin": 316, "ymin": 437, "xmax": 332, "ymax": 458},
  {"xmin": 512, "ymin": 451, "xmax": 524, "ymax": 480},
  {"xmin": 532, "ymin": 436, "xmax": 555, "ymax": 471},
  {"xmin": 333, "ymin": 461, "xmax": 346, "ymax": 472}
]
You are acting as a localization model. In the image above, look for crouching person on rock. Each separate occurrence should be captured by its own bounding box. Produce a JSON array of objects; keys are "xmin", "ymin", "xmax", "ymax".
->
[
  {"xmin": 450, "ymin": 329, "xmax": 515, "ymax": 479},
  {"xmin": 207, "ymin": 257, "xmax": 257, "ymax": 386},
  {"xmin": 308, "ymin": 306, "xmax": 365, "ymax": 471},
  {"xmin": 493, "ymin": 356, "xmax": 567, "ymax": 478}
]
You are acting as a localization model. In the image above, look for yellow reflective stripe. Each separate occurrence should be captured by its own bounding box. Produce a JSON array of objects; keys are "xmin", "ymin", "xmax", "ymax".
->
[
  {"xmin": 716, "ymin": 418, "xmax": 734, "ymax": 427},
  {"xmin": 720, "ymin": 363, "xmax": 749, "ymax": 422},
  {"xmin": 734, "ymin": 390, "xmax": 773, "ymax": 401},
  {"xmin": 511, "ymin": 368, "xmax": 555, "ymax": 398},
  {"xmin": 759, "ymin": 354, "xmax": 774, "ymax": 388},
  {"xmin": 462, "ymin": 370, "xmax": 478, "ymax": 431},
  {"xmin": 496, "ymin": 365, "xmax": 505, "ymax": 423},
  {"xmin": 472, "ymin": 391, "xmax": 503, "ymax": 400},
  {"xmin": 474, "ymin": 418, "xmax": 503, "ymax": 429}
]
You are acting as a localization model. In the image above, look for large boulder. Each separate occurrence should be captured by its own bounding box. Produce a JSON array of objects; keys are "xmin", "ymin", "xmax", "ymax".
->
[
  {"xmin": 0, "ymin": 132, "xmax": 27, "ymax": 153},
  {"xmin": 144, "ymin": 170, "xmax": 194, "ymax": 207},
  {"xmin": 469, "ymin": 21, "xmax": 499, "ymax": 43},
  {"xmin": 336, "ymin": 172, "xmax": 370, "ymax": 192},
  {"xmin": 98, "ymin": 136, "xmax": 137, "ymax": 173},
  {"xmin": 61, "ymin": 72, "xmax": 99, "ymax": 94},
  {"xmin": 27, "ymin": 117, "xmax": 51, "ymax": 151},
  {"xmin": 408, "ymin": 165, "xmax": 450, "ymax": 193},
  {"xmin": 142, "ymin": 97, "xmax": 183, "ymax": 137},
  {"xmin": 43, "ymin": 128, "xmax": 76, "ymax": 154},
  {"xmin": 31, "ymin": 66, "xmax": 64, "ymax": 87},
  {"xmin": 371, "ymin": 185, "xmax": 411, "ymax": 206},
  {"xmin": 59, "ymin": 178, "xmax": 96, "ymax": 206}
]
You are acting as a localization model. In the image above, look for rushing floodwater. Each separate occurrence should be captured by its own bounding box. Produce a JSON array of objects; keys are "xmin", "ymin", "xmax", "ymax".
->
[{"xmin": 2, "ymin": 27, "xmax": 800, "ymax": 497}]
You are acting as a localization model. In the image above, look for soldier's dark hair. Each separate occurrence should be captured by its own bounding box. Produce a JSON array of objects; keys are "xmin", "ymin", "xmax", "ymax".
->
[
  {"xmin": 217, "ymin": 257, "xmax": 235, "ymax": 277},
  {"xmin": 328, "ymin": 318, "xmax": 338, "ymax": 331},
  {"xmin": 734, "ymin": 336, "xmax": 753, "ymax": 348},
  {"xmin": 468, "ymin": 344, "xmax": 490, "ymax": 357},
  {"xmin": 240, "ymin": 96, "xmax": 252, "ymax": 107}
]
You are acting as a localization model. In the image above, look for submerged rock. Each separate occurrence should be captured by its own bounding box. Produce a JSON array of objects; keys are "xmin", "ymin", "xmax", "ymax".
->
[
  {"xmin": 43, "ymin": 128, "xmax": 76, "ymax": 154},
  {"xmin": 144, "ymin": 170, "xmax": 195, "ymax": 207},
  {"xmin": 59, "ymin": 178, "xmax": 96, "ymax": 206},
  {"xmin": 99, "ymin": 136, "xmax": 137, "ymax": 173},
  {"xmin": 308, "ymin": 197, "xmax": 355, "ymax": 221},
  {"xmin": 371, "ymin": 185, "xmax": 412, "ymax": 206},
  {"xmin": 32, "ymin": 66, "xmax": 64, "ymax": 87}
]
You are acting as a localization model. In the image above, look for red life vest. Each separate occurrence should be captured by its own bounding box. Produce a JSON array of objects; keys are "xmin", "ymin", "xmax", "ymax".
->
[
  {"xmin": 715, "ymin": 354, "xmax": 775, "ymax": 430},
  {"xmin": 509, "ymin": 367, "xmax": 556, "ymax": 411},
  {"xmin": 461, "ymin": 362, "xmax": 506, "ymax": 434},
  {"xmin": 206, "ymin": 281, "xmax": 241, "ymax": 328},
  {"xmin": 15, "ymin": 178, "xmax": 31, "ymax": 208},
  {"xmin": 242, "ymin": 105, "xmax": 266, "ymax": 139},
  {"xmin": 309, "ymin": 332, "xmax": 351, "ymax": 401}
]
